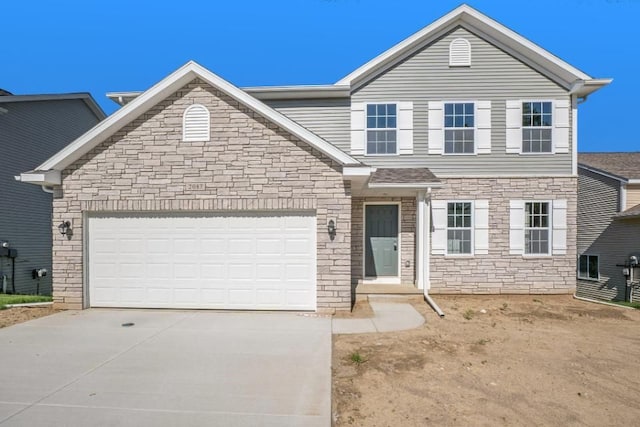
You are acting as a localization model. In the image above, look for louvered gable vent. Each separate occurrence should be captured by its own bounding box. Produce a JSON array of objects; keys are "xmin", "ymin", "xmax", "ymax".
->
[
  {"xmin": 183, "ymin": 104, "xmax": 210, "ymax": 141},
  {"xmin": 449, "ymin": 38, "xmax": 471, "ymax": 66}
]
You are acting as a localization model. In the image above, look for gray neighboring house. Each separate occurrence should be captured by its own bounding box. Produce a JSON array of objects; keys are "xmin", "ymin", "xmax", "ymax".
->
[
  {"xmin": 577, "ymin": 153, "xmax": 640, "ymax": 301},
  {"xmin": 18, "ymin": 5, "xmax": 610, "ymax": 311},
  {"xmin": 0, "ymin": 92, "xmax": 104, "ymax": 295}
]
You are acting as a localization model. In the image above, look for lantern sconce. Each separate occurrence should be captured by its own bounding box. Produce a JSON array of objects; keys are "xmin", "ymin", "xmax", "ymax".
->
[
  {"xmin": 58, "ymin": 220, "xmax": 71, "ymax": 236},
  {"xmin": 327, "ymin": 219, "xmax": 337, "ymax": 240}
]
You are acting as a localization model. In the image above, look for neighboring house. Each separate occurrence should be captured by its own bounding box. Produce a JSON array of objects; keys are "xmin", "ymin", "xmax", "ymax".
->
[
  {"xmin": 0, "ymin": 92, "xmax": 104, "ymax": 295},
  {"xmin": 18, "ymin": 5, "xmax": 610, "ymax": 311},
  {"xmin": 577, "ymin": 153, "xmax": 640, "ymax": 301}
]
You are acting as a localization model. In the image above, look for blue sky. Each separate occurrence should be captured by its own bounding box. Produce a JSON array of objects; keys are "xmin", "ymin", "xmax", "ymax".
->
[{"xmin": 2, "ymin": 0, "xmax": 636, "ymax": 152}]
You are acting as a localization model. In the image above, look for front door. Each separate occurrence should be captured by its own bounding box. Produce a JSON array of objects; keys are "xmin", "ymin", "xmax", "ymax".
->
[{"xmin": 365, "ymin": 205, "xmax": 399, "ymax": 277}]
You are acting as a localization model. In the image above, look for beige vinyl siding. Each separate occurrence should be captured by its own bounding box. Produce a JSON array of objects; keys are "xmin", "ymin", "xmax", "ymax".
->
[
  {"xmin": 577, "ymin": 169, "xmax": 633, "ymax": 301},
  {"xmin": 625, "ymin": 184, "xmax": 640, "ymax": 209},
  {"xmin": 265, "ymin": 99, "xmax": 350, "ymax": 149},
  {"xmin": 351, "ymin": 27, "xmax": 572, "ymax": 176}
]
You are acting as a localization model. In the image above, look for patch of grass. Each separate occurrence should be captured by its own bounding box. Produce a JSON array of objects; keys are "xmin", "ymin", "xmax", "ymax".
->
[
  {"xmin": 0, "ymin": 304, "xmax": 7, "ymax": 310},
  {"xmin": 532, "ymin": 298, "xmax": 544, "ymax": 304},
  {"xmin": 500, "ymin": 303, "xmax": 508, "ymax": 311},
  {"xmin": 475, "ymin": 338, "xmax": 491, "ymax": 345},
  {"xmin": 611, "ymin": 300, "xmax": 640, "ymax": 310},
  {"xmin": 462, "ymin": 309, "xmax": 474, "ymax": 320},
  {"xmin": 0, "ymin": 294, "xmax": 52, "ymax": 306},
  {"xmin": 350, "ymin": 351, "xmax": 366, "ymax": 365}
]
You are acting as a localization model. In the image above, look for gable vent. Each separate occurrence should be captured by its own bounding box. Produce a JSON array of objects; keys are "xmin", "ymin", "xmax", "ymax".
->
[
  {"xmin": 449, "ymin": 38, "xmax": 471, "ymax": 66},
  {"xmin": 183, "ymin": 104, "xmax": 210, "ymax": 142}
]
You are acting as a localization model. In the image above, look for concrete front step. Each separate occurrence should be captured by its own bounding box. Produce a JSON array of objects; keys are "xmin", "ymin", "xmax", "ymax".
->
[{"xmin": 356, "ymin": 283, "xmax": 423, "ymax": 295}]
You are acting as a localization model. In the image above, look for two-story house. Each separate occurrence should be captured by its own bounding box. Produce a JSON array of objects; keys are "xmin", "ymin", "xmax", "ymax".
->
[
  {"xmin": 577, "ymin": 153, "xmax": 640, "ymax": 302},
  {"xmin": 0, "ymin": 92, "xmax": 104, "ymax": 295},
  {"xmin": 18, "ymin": 5, "xmax": 610, "ymax": 311}
]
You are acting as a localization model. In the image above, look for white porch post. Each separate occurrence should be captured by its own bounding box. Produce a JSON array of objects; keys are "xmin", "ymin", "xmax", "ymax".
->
[{"xmin": 416, "ymin": 190, "xmax": 430, "ymax": 290}]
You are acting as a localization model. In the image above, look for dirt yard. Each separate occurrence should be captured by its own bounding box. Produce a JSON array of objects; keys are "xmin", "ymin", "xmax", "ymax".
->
[
  {"xmin": 333, "ymin": 295, "xmax": 640, "ymax": 426},
  {"xmin": 0, "ymin": 306, "xmax": 59, "ymax": 329}
]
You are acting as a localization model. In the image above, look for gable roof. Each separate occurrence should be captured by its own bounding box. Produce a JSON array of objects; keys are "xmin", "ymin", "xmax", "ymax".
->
[
  {"xmin": 336, "ymin": 4, "xmax": 611, "ymax": 96},
  {"xmin": 20, "ymin": 61, "xmax": 360, "ymax": 186},
  {"xmin": 0, "ymin": 93, "xmax": 105, "ymax": 120},
  {"xmin": 578, "ymin": 152, "xmax": 640, "ymax": 182}
]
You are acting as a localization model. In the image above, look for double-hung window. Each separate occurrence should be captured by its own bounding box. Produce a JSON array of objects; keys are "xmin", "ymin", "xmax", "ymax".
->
[
  {"xmin": 366, "ymin": 103, "xmax": 397, "ymax": 155},
  {"xmin": 447, "ymin": 202, "xmax": 472, "ymax": 254},
  {"xmin": 522, "ymin": 101, "xmax": 552, "ymax": 153},
  {"xmin": 444, "ymin": 103, "xmax": 474, "ymax": 154},
  {"xmin": 524, "ymin": 202, "xmax": 550, "ymax": 254},
  {"xmin": 578, "ymin": 254, "xmax": 599, "ymax": 280}
]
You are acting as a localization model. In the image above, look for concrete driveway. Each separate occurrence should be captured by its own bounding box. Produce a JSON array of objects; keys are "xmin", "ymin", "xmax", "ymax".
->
[{"xmin": 0, "ymin": 309, "xmax": 331, "ymax": 427}]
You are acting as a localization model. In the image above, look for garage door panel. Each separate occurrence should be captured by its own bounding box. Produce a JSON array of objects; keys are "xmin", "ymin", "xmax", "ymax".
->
[{"xmin": 89, "ymin": 212, "xmax": 316, "ymax": 310}]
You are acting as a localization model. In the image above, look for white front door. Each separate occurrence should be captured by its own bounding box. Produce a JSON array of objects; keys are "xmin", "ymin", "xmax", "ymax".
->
[{"xmin": 88, "ymin": 212, "xmax": 316, "ymax": 310}]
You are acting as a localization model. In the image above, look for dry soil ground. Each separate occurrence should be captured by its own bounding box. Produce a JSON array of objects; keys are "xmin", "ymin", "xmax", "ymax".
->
[
  {"xmin": 333, "ymin": 295, "xmax": 640, "ymax": 427},
  {"xmin": 0, "ymin": 306, "xmax": 59, "ymax": 329}
]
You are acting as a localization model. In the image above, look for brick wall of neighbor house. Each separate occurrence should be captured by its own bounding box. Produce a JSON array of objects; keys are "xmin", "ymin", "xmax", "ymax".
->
[
  {"xmin": 351, "ymin": 197, "xmax": 416, "ymax": 285},
  {"xmin": 51, "ymin": 78, "xmax": 352, "ymax": 311},
  {"xmin": 430, "ymin": 177, "xmax": 577, "ymax": 294}
]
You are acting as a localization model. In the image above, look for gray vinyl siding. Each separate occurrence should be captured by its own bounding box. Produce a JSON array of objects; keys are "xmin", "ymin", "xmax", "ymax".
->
[
  {"xmin": 351, "ymin": 27, "xmax": 572, "ymax": 176},
  {"xmin": 266, "ymin": 99, "xmax": 350, "ymax": 149},
  {"xmin": 576, "ymin": 169, "xmax": 637, "ymax": 301},
  {"xmin": 0, "ymin": 99, "xmax": 101, "ymax": 295}
]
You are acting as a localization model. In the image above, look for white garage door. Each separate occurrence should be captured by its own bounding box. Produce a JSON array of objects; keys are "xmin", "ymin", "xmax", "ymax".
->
[{"xmin": 88, "ymin": 212, "xmax": 316, "ymax": 310}]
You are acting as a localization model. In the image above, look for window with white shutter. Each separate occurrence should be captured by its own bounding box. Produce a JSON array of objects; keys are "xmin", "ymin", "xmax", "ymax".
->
[
  {"xmin": 509, "ymin": 199, "xmax": 567, "ymax": 255},
  {"xmin": 432, "ymin": 200, "xmax": 489, "ymax": 255},
  {"xmin": 183, "ymin": 104, "xmax": 210, "ymax": 142},
  {"xmin": 449, "ymin": 38, "xmax": 471, "ymax": 66}
]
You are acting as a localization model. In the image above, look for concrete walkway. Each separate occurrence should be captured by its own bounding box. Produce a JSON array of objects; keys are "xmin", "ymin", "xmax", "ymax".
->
[
  {"xmin": 332, "ymin": 301, "xmax": 425, "ymax": 334},
  {"xmin": 0, "ymin": 310, "xmax": 331, "ymax": 427}
]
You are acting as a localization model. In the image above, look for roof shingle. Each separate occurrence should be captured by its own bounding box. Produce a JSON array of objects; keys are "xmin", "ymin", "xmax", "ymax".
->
[
  {"xmin": 368, "ymin": 168, "xmax": 439, "ymax": 185},
  {"xmin": 578, "ymin": 152, "xmax": 640, "ymax": 180}
]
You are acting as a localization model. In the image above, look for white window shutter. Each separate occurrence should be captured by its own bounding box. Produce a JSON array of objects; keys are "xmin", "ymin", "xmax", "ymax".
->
[
  {"xmin": 183, "ymin": 104, "xmax": 210, "ymax": 142},
  {"xmin": 476, "ymin": 101, "xmax": 491, "ymax": 154},
  {"xmin": 398, "ymin": 101, "xmax": 414, "ymax": 155},
  {"xmin": 553, "ymin": 99, "xmax": 570, "ymax": 154},
  {"xmin": 449, "ymin": 38, "xmax": 471, "ymax": 66},
  {"xmin": 474, "ymin": 200, "xmax": 489, "ymax": 254},
  {"xmin": 428, "ymin": 101, "xmax": 444, "ymax": 155},
  {"xmin": 505, "ymin": 100, "xmax": 522, "ymax": 154},
  {"xmin": 509, "ymin": 200, "xmax": 525, "ymax": 255},
  {"xmin": 431, "ymin": 200, "xmax": 447, "ymax": 255},
  {"xmin": 552, "ymin": 199, "xmax": 568, "ymax": 255},
  {"xmin": 350, "ymin": 102, "xmax": 366, "ymax": 155}
]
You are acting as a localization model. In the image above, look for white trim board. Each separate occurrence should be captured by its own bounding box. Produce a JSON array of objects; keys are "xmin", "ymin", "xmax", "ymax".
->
[{"xmin": 22, "ymin": 61, "xmax": 360, "ymax": 185}]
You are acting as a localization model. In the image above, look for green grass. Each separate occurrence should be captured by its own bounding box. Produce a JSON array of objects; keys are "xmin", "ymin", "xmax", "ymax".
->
[
  {"xmin": 0, "ymin": 294, "xmax": 52, "ymax": 306},
  {"xmin": 462, "ymin": 309, "xmax": 474, "ymax": 320},
  {"xmin": 611, "ymin": 300, "xmax": 640, "ymax": 310},
  {"xmin": 349, "ymin": 351, "xmax": 366, "ymax": 365}
]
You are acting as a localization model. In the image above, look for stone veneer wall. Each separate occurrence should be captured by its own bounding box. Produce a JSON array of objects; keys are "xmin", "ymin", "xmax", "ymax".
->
[
  {"xmin": 52, "ymin": 78, "xmax": 351, "ymax": 311},
  {"xmin": 430, "ymin": 177, "xmax": 577, "ymax": 294},
  {"xmin": 351, "ymin": 197, "xmax": 416, "ymax": 285}
]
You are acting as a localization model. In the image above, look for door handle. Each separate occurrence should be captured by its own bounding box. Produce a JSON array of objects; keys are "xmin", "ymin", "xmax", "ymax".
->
[{"xmin": 394, "ymin": 243, "xmax": 397, "ymax": 251}]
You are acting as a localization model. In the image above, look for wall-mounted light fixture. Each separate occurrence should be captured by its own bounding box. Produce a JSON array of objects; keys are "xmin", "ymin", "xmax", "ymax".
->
[
  {"xmin": 58, "ymin": 221, "xmax": 71, "ymax": 236},
  {"xmin": 327, "ymin": 219, "xmax": 337, "ymax": 241}
]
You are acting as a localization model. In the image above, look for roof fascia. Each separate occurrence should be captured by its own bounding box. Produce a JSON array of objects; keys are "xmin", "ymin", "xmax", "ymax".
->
[
  {"xmin": 337, "ymin": 4, "xmax": 593, "ymax": 90},
  {"xmin": 578, "ymin": 164, "xmax": 628, "ymax": 183},
  {"xmin": 36, "ymin": 61, "xmax": 359, "ymax": 173}
]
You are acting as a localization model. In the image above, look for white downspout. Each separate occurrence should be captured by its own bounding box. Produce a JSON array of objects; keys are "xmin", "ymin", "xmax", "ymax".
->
[
  {"xmin": 571, "ymin": 94, "xmax": 578, "ymax": 177},
  {"xmin": 423, "ymin": 187, "xmax": 444, "ymax": 317},
  {"xmin": 416, "ymin": 191, "xmax": 426, "ymax": 289}
]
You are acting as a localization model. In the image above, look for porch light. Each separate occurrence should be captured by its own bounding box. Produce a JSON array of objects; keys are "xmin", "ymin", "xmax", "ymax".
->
[
  {"xmin": 58, "ymin": 221, "xmax": 71, "ymax": 236},
  {"xmin": 327, "ymin": 219, "xmax": 337, "ymax": 238}
]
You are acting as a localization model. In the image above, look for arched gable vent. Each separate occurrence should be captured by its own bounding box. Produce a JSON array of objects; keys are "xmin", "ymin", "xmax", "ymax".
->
[
  {"xmin": 449, "ymin": 38, "xmax": 471, "ymax": 66},
  {"xmin": 183, "ymin": 104, "xmax": 210, "ymax": 141}
]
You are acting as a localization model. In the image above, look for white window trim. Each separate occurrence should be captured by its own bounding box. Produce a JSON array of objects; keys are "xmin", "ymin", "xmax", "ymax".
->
[
  {"xmin": 578, "ymin": 253, "xmax": 600, "ymax": 281},
  {"xmin": 442, "ymin": 101, "xmax": 477, "ymax": 156},
  {"xmin": 523, "ymin": 200, "xmax": 552, "ymax": 257},
  {"xmin": 362, "ymin": 202, "xmax": 402, "ymax": 284},
  {"xmin": 365, "ymin": 102, "xmax": 399, "ymax": 156},
  {"xmin": 520, "ymin": 99, "xmax": 554, "ymax": 155},
  {"xmin": 445, "ymin": 200, "xmax": 475, "ymax": 256}
]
